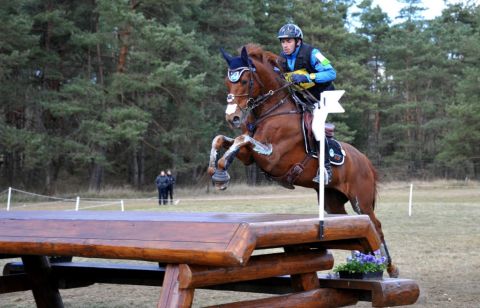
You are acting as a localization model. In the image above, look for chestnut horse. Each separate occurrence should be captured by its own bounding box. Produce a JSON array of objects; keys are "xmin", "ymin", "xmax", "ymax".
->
[{"xmin": 207, "ymin": 44, "xmax": 398, "ymax": 278}]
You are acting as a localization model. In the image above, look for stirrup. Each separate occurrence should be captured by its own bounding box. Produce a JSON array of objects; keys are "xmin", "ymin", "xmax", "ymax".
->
[{"xmin": 312, "ymin": 168, "xmax": 332, "ymax": 185}]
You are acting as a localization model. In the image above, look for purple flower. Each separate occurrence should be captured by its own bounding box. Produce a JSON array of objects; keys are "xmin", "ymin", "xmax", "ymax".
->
[{"xmin": 334, "ymin": 250, "xmax": 387, "ymax": 274}]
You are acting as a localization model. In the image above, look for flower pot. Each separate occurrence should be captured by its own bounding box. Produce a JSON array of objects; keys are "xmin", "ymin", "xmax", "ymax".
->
[{"xmin": 338, "ymin": 270, "xmax": 383, "ymax": 280}]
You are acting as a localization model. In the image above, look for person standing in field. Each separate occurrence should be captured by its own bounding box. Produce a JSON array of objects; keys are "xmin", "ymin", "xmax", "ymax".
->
[
  {"xmin": 155, "ymin": 170, "xmax": 169, "ymax": 205},
  {"xmin": 166, "ymin": 170, "xmax": 176, "ymax": 204}
]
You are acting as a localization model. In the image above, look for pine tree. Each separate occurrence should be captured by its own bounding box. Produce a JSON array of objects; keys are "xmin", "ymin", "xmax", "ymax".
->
[{"xmin": 436, "ymin": 3, "xmax": 480, "ymax": 178}]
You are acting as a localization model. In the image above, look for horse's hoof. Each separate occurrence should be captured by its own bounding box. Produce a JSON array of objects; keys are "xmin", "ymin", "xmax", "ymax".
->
[
  {"xmin": 212, "ymin": 170, "xmax": 231, "ymax": 190},
  {"xmin": 387, "ymin": 264, "xmax": 400, "ymax": 278},
  {"xmin": 214, "ymin": 182, "xmax": 229, "ymax": 190}
]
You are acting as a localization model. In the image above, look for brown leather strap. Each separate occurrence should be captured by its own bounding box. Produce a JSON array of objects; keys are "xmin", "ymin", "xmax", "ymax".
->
[{"xmin": 269, "ymin": 155, "xmax": 313, "ymax": 189}]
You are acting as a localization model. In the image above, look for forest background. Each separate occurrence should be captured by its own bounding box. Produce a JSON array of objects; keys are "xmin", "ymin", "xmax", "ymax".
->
[{"xmin": 1, "ymin": 0, "xmax": 479, "ymax": 193}]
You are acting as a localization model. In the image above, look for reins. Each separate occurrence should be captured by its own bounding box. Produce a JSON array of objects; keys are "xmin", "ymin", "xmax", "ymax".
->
[{"xmin": 241, "ymin": 69, "xmax": 301, "ymax": 134}]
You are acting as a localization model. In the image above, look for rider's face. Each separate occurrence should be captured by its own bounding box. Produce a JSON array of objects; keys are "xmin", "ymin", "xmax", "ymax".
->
[{"xmin": 280, "ymin": 38, "xmax": 298, "ymax": 55}]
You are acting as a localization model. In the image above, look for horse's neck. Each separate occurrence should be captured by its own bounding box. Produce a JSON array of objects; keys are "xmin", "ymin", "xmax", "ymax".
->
[{"xmin": 254, "ymin": 75, "xmax": 294, "ymax": 115}]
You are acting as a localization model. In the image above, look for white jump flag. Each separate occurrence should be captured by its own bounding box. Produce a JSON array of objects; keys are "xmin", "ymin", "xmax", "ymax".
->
[{"xmin": 312, "ymin": 90, "xmax": 345, "ymax": 224}]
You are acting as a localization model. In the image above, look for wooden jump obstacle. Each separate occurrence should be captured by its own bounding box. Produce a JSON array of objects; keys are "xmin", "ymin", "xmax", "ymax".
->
[{"xmin": 0, "ymin": 211, "xmax": 419, "ymax": 307}]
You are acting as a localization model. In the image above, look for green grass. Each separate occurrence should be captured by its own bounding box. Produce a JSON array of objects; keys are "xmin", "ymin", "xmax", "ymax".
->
[{"xmin": 0, "ymin": 181, "xmax": 479, "ymax": 307}]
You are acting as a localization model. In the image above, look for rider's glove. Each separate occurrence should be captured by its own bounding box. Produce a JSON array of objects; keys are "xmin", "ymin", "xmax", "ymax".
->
[{"xmin": 291, "ymin": 74, "xmax": 310, "ymax": 84}]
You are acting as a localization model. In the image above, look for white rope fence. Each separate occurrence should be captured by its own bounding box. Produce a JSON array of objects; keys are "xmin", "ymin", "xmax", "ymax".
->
[
  {"xmin": 0, "ymin": 183, "xmax": 424, "ymax": 213},
  {"xmin": 0, "ymin": 187, "xmax": 127, "ymax": 212}
]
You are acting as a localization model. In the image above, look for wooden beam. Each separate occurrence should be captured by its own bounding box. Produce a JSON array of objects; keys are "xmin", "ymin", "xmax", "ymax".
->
[
  {"xmin": 0, "ymin": 273, "xmax": 31, "ymax": 293},
  {"xmin": 179, "ymin": 250, "xmax": 332, "ymax": 288},
  {"xmin": 252, "ymin": 215, "xmax": 381, "ymax": 252},
  {"xmin": 318, "ymin": 275, "xmax": 420, "ymax": 307},
  {"xmin": 0, "ymin": 218, "xmax": 256, "ymax": 267},
  {"xmin": 206, "ymin": 288, "xmax": 359, "ymax": 308}
]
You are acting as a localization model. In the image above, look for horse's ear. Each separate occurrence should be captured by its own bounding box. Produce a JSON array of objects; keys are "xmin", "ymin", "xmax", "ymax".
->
[
  {"xmin": 220, "ymin": 48, "xmax": 233, "ymax": 66},
  {"xmin": 240, "ymin": 46, "xmax": 250, "ymax": 66}
]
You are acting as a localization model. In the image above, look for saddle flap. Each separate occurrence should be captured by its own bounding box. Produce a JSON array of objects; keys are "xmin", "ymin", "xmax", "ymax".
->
[{"xmin": 302, "ymin": 113, "xmax": 345, "ymax": 165}]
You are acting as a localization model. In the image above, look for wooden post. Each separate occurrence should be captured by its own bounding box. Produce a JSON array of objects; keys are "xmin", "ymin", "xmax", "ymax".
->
[
  {"xmin": 284, "ymin": 246, "xmax": 322, "ymax": 291},
  {"xmin": 21, "ymin": 255, "xmax": 63, "ymax": 308},
  {"xmin": 158, "ymin": 264, "xmax": 194, "ymax": 308}
]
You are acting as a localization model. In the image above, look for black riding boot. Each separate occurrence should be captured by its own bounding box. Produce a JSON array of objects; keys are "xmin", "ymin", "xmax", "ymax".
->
[{"xmin": 313, "ymin": 139, "xmax": 333, "ymax": 184}]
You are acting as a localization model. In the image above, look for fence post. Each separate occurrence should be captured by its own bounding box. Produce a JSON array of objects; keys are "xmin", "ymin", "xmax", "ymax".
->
[
  {"xmin": 408, "ymin": 183, "xmax": 413, "ymax": 217},
  {"xmin": 7, "ymin": 187, "xmax": 12, "ymax": 211},
  {"xmin": 121, "ymin": 200, "xmax": 124, "ymax": 212},
  {"xmin": 75, "ymin": 196, "xmax": 80, "ymax": 211}
]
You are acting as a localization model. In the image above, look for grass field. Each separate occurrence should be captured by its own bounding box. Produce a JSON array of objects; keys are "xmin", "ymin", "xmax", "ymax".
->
[{"xmin": 0, "ymin": 181, "xmax": 479, "ymax": 307}]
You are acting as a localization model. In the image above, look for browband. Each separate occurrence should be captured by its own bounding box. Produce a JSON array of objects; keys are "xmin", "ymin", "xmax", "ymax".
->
[{"xmin": 228, "ymin": 66, "xmax": 253, "ymax": 83}]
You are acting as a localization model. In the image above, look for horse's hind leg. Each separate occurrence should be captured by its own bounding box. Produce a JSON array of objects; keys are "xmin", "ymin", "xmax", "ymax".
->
[
  {"xmin": 355, "ymin": 195, "xmax": 399, "ymax": 278},
  {"xmin": 382, "ymin": 239, "xmax": 399, "ymax": 278},
  {"xmin": 322, "ymin": 189, "xmax": 348, "ymax": 214}
]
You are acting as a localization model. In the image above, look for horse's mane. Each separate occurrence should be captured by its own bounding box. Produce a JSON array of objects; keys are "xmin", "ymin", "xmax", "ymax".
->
[
  {"xmin": 239, "ymin": 43, "xmax": 280, "ymax": 71},
  {"xmin": 240, "ymin": 43, "xmax": 265, "ymax": 58}
]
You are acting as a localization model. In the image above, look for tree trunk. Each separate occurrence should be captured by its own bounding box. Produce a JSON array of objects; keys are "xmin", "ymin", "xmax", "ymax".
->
[
  {"xmin": 89, "ymin": 156, "xmax": 104, "ymax": 191},
  {"xmin": 132, "ymin": 149, "xmax": 139, "ymax": 187},
  {"xmin": 116, "ymin": 1, "xmax": 138, "ymax": 73},
  {"xmin": 86, "ymin": 4, "xmax": 106, "ymax": 192},
  {"xmin": 139, "ymin": 143, "xmax": 145, "ymax": 186}
]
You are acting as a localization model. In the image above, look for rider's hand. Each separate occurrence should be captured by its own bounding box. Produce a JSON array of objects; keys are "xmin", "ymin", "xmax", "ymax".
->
[{"xmin": 291, "ymin": 74, "xmax": 310, "ymax": 84}]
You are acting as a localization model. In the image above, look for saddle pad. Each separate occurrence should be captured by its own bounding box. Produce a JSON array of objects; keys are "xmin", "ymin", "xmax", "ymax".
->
[
  {"xmin": 302, "ymin": 113, "xmax": 345, "ymax": 165},
  {"xmin": 327, "ymin": 138, "xmax": 345, "ymax": 165}
]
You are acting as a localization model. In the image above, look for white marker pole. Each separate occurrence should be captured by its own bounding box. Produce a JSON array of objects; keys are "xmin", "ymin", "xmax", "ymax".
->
[
  {"xmin": 75, "ymin": 196, "xmax": 80, "ymax": 211},
  {"xmin": 6, "ymin": 187, "xmax": 12, "ymax": 211},
  {"xmin": 312, "ymin": 91, "xmax": 345, "ymax": 236},
  {"xmin": 121, "ymin": 200, "xmax": 125, "ymax": 212},
  {"xmin": 318, "ymin": 104, "xmax": 327, "ymax": 222},
  {"xmin": 408, "ymin": 183, "xmax": 413, "ymax": 216}
]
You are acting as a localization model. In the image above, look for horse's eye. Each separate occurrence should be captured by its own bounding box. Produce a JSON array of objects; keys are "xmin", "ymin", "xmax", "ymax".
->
[
  {"xmin": 226, "ymin": 93, "xmax": 235, "ymax": 103},
  {"xmin": 241, "ymin": 80, "xmax": 248, "ymax": 85}
]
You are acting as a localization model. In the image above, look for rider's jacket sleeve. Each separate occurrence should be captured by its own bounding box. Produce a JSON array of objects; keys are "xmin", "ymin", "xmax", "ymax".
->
[{"xmin": 309, "ymin": 49, "xmax": 336, "ymax": 84}]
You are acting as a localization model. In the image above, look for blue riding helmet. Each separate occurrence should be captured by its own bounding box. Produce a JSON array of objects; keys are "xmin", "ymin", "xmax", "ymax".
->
[{"xmin": 277, "ymin": 24, "xmax": 303, "ymax": 40}]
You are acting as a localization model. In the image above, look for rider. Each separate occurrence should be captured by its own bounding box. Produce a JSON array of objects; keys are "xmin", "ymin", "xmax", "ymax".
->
[{"xmin": 277, "ymin": 23, "xmax": 336, "ymax": 184}]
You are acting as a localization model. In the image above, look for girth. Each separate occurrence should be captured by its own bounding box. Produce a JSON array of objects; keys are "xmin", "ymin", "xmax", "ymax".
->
[{"xmin": 266, "ymin": 154, "xmax": 313, "ymax": 189}]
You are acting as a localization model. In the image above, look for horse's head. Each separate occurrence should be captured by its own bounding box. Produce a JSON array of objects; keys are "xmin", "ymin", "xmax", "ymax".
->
[{"xmin": 220, "ymin": 45, "xmax": 283, "ymax": 129}]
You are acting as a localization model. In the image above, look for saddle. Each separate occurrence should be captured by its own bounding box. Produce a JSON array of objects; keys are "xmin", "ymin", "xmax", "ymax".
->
[{"xmin": 302, "ymin": 112, "xmax": 345, "ymax": 165}]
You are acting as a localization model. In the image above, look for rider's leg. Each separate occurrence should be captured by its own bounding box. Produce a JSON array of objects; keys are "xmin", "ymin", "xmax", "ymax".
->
[{"xmin": 313, "ymin": 138, "xmax": 332, "ymax": 184}]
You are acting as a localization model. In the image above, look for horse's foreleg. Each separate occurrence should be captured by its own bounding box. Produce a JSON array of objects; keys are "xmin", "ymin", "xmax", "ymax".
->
[
  {"xmin": 208, "ymin": 135, "xmax": 234, "ymax": 177},
  {"xmin": 212, "ymin": 135, "xmax": 272, "ymax": 190},
  {"xmin": 218, "ymin": 135, "xmax": 272, "ymax": 170}
]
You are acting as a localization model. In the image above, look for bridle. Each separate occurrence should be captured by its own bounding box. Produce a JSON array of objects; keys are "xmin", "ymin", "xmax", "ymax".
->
[
  {"xmin": 226, "ymin": 62, "xmax": 298, "ymax": 128},
  {"xmin": 227, "ymin": 64, "xmax": 292, "ymax": 113}
]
